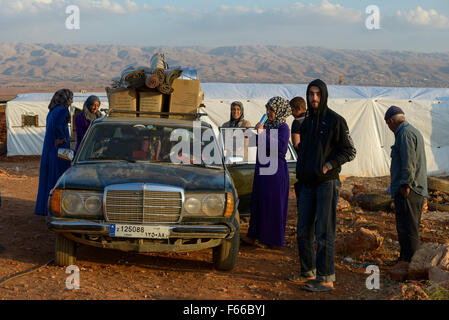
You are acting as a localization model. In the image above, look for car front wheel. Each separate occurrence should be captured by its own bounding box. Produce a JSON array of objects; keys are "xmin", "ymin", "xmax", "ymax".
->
[
  {"xmin": 212, "ymin": 220, "xmax": 239, "ymax": 271},
  {"xmin": 55, "ymin": 234, "xmax": 77, "ymax": 266}
]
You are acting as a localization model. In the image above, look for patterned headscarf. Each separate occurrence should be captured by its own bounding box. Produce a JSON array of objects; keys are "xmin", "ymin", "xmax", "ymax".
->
[
  {"xmin": 229, "ymin": 101, "xmax": 244, "ymax": 127},
  {"xmin": 264, "ymin": 96, "xmax": 291, "ymax": 129},
  {"xmin": 83, "ymin": 95, "xmax": 102, "ymax": 122},
  {"xmin": 48, "ymin": 89, "xmax": 73, "ymax": 111}
]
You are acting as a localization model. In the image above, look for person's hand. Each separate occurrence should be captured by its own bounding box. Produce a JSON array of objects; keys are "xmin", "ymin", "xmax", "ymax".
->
[
  {"xmin": 55, "ymin": 138, "xmax": 67, "ymax": 147},
  {"xmin": 255, "ymin": 122, "xmax": 263, "ymax": 134},
  {"xmin": 400, "ymin": 186, "xmax": 411, "ymax": 198},
  {"xmin": 322, "ymin": 162, "xmax": 332, "ymax": 174}
]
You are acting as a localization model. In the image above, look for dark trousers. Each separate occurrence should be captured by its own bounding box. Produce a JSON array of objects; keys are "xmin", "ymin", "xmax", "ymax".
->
[
  {"xmin": 295, "ymin": 180, "xmax": 340, "ymax": 282},
  {"xmin": 394, "ymin": 190, "xmax": 424, "ymax": 262}
]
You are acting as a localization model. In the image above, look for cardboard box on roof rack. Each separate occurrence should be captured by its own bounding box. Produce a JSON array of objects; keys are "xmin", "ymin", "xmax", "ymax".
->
[
  {"xmin": 107, "ymin": 88, "xmax": 137, "ymax": 117},
  {"xmin": 139, "ymin": 91, "xmax": 164, "ymax": 114},
  {"xmin": 168, "ymin": 79, "xmax": 204, "ymax": 119},
  {"xmin": 106, "ymin": 53, "xmax": 203, "ymax": 119}
]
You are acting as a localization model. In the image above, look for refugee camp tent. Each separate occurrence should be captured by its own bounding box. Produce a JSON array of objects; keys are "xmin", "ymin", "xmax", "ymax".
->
[
  {"xmin": 198, "ymin": 83, "xmax": 449, "ymax": 177},
  {"xmin": 6, "ymin": 92, "xmax": 108, "ymax": 156},
  {"xmin": 5, "ymin": 84, "xmax": 449, "ymax": 178}
]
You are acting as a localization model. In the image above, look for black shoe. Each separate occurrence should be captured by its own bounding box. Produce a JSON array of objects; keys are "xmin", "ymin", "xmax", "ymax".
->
[{"xmin": 240, "ymin": 237, "xmax": 257, "ymax": 246}]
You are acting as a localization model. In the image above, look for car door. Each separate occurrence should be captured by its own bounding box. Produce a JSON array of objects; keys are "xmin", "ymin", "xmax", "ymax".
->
[{"xmin": 219, "ymin": 127, "xmax": 298, "ymax": 217}]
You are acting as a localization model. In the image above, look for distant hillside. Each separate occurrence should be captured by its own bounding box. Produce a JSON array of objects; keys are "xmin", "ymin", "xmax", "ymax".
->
[{"xmin": 1, "ymin": 43, "xmax": 449, "ymax": 91}]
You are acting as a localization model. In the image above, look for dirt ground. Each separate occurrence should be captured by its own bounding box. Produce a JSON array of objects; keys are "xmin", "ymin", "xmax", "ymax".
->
[{"xmin": 0, "ymin": 156, "xmax": 448, "ymax": 300}]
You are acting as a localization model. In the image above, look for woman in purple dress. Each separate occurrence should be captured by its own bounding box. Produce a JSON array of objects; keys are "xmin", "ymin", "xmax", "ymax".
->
[
  {"xmin": 244, "ymin": 97, "xmax": 291, "ymax": 248},
  {"xmin": 75, "ymin": 95, "xmax": 101, "ymax": 151}
]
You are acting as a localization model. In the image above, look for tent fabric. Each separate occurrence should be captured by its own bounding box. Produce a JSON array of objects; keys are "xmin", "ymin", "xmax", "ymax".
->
[
  {"xmin": 6, "ymin": 92, "xmax": 108, "ymax": 156},
  {"xmin": 201, "ymin": 83, "xmax": 449, "ymax": 101},
  {"xmin": 6, "ymin": 84, "xmax": 449, "ymax": 177},
  {"xmin": 199, "ymin": 83, "xmax": 449, "ymax": 177}
]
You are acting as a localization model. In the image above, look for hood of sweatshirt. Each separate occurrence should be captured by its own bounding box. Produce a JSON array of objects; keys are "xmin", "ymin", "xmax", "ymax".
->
[{"xmin": 306, "ymin": 79, "xmax": 328, "ymax": 117}]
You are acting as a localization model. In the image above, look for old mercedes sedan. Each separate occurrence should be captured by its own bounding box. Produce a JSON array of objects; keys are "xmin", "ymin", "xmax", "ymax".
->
[{"xmin": 47, "ymin": 115, "xmax": 240, "ymax": 271}]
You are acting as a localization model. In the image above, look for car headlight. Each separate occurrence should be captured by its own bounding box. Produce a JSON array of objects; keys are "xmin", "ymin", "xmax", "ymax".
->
[
  {"xmin": 85, "ymin": 195, "xmax": 102, "ymax": 213},
  {"xmin": 60, "ymin": 191, "xmax": 103, "ymax": 218},
  {"xmin": 202, "ymin": 195, "xmax": 225, "ymax": 216},
  {"xmin": 185, "ymin": 197, "xmax": 202, "ymax": 214},
  {"xmin": 62, "ymin": 193, "xmax": 83, "ymax": 214},
  {"xmin": 183, "ymin": 193, "xmax": 226, "ymax": 217}
]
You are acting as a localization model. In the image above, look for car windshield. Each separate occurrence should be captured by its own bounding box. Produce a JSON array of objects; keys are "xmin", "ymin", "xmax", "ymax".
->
[{"xmin": 77, "ymin": 123, "xmax": 223, "ymax": 167}]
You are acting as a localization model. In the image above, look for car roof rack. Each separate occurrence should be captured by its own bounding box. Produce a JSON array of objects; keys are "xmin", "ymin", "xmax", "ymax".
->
[{"xmin": 105, "ymin": 109, "xmax": 208, "ymax": 120}]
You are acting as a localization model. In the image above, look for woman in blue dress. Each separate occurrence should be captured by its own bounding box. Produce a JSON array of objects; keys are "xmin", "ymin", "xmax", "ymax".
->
[
  {"xmin": 244, "ymin": 96, "xmax": 291, "ymax": 248},
  {"xmin": 34, "ymin": 89, "xmax": 73, "ymax": 216}
]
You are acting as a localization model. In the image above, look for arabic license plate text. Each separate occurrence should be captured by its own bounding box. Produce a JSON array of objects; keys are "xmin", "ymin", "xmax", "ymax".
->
[{"xmin": 110, "ymin": 224, "xmax": 170, "ymax": 239}]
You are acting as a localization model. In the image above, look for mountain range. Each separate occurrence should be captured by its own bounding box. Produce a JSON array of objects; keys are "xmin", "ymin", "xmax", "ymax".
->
[{"xmin": 1, "ymin": 43, "xmax": 449, "ymax": 95}]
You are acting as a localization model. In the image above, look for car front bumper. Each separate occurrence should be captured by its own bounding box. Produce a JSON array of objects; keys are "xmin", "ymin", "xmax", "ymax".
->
[{"xmin": 47, "ymin": 218, "xmax": 237, "ymax": 252}]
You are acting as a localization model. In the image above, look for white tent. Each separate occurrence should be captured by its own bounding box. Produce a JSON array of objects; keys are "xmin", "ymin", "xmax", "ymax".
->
[
  {"xmin": 6, "ymin": 84, "xmax": 449, "ymax": 177},
  {"xmin": 199, "ymin": 83, "xmax": 449, "ymax": 177},
  {"xmin": 6, "ymin": 92, "xmax": 108, "ymax": 156}
]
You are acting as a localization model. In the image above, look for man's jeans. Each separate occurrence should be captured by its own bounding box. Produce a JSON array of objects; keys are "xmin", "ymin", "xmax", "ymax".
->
[
  {"xmin": 394, "ymin": 190, "xmax": 424, "ymax": 262},
  {"xmin": 295, "ymin": 180, "xmax": 340, "ymax": 282}
]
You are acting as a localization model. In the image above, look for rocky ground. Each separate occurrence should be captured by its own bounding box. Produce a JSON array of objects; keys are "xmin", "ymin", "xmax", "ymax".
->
[{"xmin": 0, "ymin": 156, "xmax": 448, "ymax": 300}]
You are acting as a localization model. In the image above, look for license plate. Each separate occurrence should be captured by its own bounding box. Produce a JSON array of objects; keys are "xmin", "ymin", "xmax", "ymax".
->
[{"xmin": 109, "ymin": 224, "xmax": 170, "ymax": 239}]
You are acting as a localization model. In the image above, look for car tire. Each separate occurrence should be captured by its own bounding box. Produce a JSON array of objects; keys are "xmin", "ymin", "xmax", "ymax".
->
[
  {"xmin": 212, "ymin": 219, "xmax": 240, "ymax": 271},
  {"xmin": 55, "ymin": 234, "xmax": 77, "ymax": 267}
]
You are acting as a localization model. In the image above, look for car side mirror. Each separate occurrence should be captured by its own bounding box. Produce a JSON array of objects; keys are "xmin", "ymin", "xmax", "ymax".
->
[{"xmin": 58, "ymin": 148, "xmax": 75, "ymax": 162}]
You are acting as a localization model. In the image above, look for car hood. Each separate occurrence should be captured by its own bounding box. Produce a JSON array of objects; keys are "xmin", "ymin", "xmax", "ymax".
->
[{"xmin": 55, "ymin": 162, "xmax": 229, "ymax": 192}]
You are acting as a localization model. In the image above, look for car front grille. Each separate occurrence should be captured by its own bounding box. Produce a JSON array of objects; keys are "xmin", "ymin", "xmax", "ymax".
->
[{"xmin": 105, "ymin": 184, "xmax": 183, "ymax": 224}]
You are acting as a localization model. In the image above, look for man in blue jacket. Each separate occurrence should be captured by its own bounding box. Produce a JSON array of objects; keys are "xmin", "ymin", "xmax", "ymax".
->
[
  {"xmin": 385, "ymin": 106, "xmax": 427, "ymax": 272},
  {"xmin": 290, "ymin": 79, "xmax": 356, "ymax": 292}
]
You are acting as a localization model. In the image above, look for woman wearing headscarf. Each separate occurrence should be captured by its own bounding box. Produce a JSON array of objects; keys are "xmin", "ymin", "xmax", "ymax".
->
[
  {"xmin": 222, "ymin": 101, "xmax": 252, "ymax": 162},
  {"xmin": 222, "ymin": 101, "xmax": 252, "ymax": 128},
  {"xmin": 34, "ymin": 89, "xmax": 73, "ymax": 216},
  {"xmin": 75, "ymin": 95, "xmax": 101, "ymax": 151},
  {"xmin": 243, "ymin": 97, "xmax": 291, "ymax": 248}
]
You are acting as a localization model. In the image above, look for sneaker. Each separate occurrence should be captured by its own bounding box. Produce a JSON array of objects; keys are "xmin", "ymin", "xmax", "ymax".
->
[
  {"xmin": 287, "ymin": 274, "xmax": 315, "ymax": 284},
  {"xmin": 302, "ymin": 280, "xmax": 335, "ymax": 292}
]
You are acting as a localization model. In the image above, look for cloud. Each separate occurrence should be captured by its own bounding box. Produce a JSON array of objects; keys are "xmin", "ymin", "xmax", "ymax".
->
[
  {"xmin": 309, "ymin": 0, "xmax": 362, "ymax": 23},
  {"xmin": 8, "ymin": 0, "xmax": 446, "ymax": 50},
  {"xmin": 160, "ymin": 6, "xmax": 187, "ymax": 15},
  {"xmin": 215, "ymin": 1, "xmax": 363, "ymax": 25},
  {"xmin": 217, "ymin": 5, "xmax": 264, "ymax": 15},
  {"xmin": 0, "ymin": 0, "xmax": 139, "ymax": 15},
  {"xmin": 397, "ymin": 6, "xmax": 449, "ymax": 29},
  {"xmin": 0, "ymin": 0, "xmax": 362, "ymax": 24},
  {"xmin": 82, "ymin": 0, "xmax": 139, "ymax": 14},
  {"xmin": 0, "ymin": 0, "xmax": 64, "ymax": 15}
]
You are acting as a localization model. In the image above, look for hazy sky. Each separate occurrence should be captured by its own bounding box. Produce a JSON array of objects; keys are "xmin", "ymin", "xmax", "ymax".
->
[{"xmin": 0, "ymin": 0, "xmax": 448, "ymax": 51}]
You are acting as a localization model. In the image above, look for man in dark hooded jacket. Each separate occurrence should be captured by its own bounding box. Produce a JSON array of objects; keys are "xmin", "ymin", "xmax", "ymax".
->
[{"xmin": 290, "ymin": 79, "xmax": 356, "ymax": 292}]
